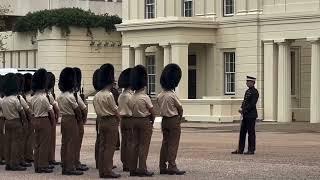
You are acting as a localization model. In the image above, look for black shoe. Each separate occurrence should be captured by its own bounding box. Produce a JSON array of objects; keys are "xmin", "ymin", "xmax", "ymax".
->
[
  {"xmin": 139, "ymin": 170, "xmax": 154, "ymax": 177},
  {"xmin": 35, "ymin": 168, "xmax": 53, "ymax": 173},
  {"xmin": 62, "ymin": 170, "xmax": 84, "ymax": 176},
  {"xmin": 112, "ymin": 165, "xmax": 117, "ymax": 169},
  {"xmin": 167, "ymin": 169, "xmax": 186, "ymax": 175},
  {"xmin": 25, "ymin": 159, "xmax": 34, "ymax": 163},
  {"xmin": 244, "ymin": 151, "xmax": 255, "ymax": 155},
  {"xmin": 123, "ymin": 167, "xmax": 129, "ymax": 172},
  {"xmin": 115, "ymin": 147, "xmax": 120, "ymax": 151},
  {"xmin": 0, "ymin": 160, "xmax": 5, "ymax": 165},
  {"xmin": 5, "ymin": 165, "xmax": 12, "ymax": 170},
  {"xmin": 231, "ymin": 150, "xmax": 243, "ymax": 154},
  {"xmin": 160, "ymin": 169, "xmax": 168, "ymax": 174},
  {"xmin": 76, "ymin": 165, "xmax": 89, "ymax": 171},
  {"xmin": 10, "ymin": 165, "xmax": 27, "ymax": 171},
  {"xmin": 47, "ymin": 165, "xmax": 55, "ymax": 169},
  {"xmin": 20, "ymin": 162, "xmax": 32, "ymax": 167},
  {"xmin": 130, "ymin": 171, "xmax": 139, "ymax": 177},
  {"xmin": 100, "ymin": 172, "xmax": 121, "ymax": 179},
  {"xmin": 49, "ymin": 160, "xmax": 60, "ymax": 165}
]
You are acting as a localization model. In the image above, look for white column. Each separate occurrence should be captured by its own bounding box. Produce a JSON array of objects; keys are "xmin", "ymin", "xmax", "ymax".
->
[
  {"xmin": 134, "ymin": 45, "xmax": 145, "ymax": 66},
  {"xmin": 161, "ymin": 44, "xmax": 171, "ymax": 67},
  {"xmin": 121, "ymin": 45, "xmax": 134, "ymax": 70},
  {"xmin": 308, "ymin": 38, "xmax": 320, "ymax": 123},
  {"xmin": 276, "ymin": 40, "xmax": 292, "ymax": 123},
  {"xmin": 236, "ymin": 0, "xmax": 247, "ymax": 15},
  {"xmin": 263, "ymin": 40, "xmax": 278, "ymax": 121},
  {"xmin": 171, "ymin": 43, "xmax": 189, "ymax": 99},
  {"xmin": 206, "ymin": 44, "xmax": 216, "ymax": 96}
]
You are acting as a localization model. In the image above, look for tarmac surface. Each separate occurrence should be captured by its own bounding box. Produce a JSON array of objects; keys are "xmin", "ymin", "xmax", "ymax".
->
[{"xmin": 1, "ymin": 122, "xmax": 320, "ymax": 180}]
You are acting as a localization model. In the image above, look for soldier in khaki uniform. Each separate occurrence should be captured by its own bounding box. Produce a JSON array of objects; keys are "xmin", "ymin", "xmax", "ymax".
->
[
  {"xmin": 128, "ymin": 65, "xmax": 155, "ymax": 177},
  {"xmin": 46, "ymin": 72, "xmax": 61, "ymax": 166},
  {"xmin": 57, "ymin": 67, "xmax": 83, "ymax": 176},
  {"xmin": 93, "ymin": 64, "xmax": 121, "ymax": 179},
  {"xmin": 23, "ymin": 73, "xmax": 35, "ymax": 164},
  {"xmin": 0, "ymin": 75, "xmax": 5, "ymax": 165},
  {"xmin": 1, "ymin": 73, "xmax": 27, "ymax": 171},
  {"xmin": 73, "ymin": 67, "xmax": 89, "ymax": 171},
  {"xmin": 117, "ymin": 68, "xmax": 133, "ymax": 172},
  {"xmin": 158, "ymin": 64, "xmax": 186, "ymax": 175},
  {"xmin": 30, "ymin": 69, "xmax": 55, "ymax": 173}
]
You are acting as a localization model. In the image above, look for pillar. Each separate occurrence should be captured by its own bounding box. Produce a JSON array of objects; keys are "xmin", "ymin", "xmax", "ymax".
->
[
  {"xmin": 161, "ymin": 44, "xmax": 171, "ymax": 67},
  {"xmin": 263, "ymin": 40, "xmax": 278, "ymax": 121},
  {"xmin": 276, "ymin": 40, "xmax": 292, "ymax": 123},
  {"xmin": 206, "ymin": 44, "xmax": 216, "ymax": 96},
  {"xmin": 134, "ymin": 45, "xmax": 145, "ymax": 66},
  {"xmin": 308, "ymin": 38, "xmax": 320, "ymax": 123},
  {"xmin": 171, "ymin": 43, "xmax": 189, "ymax": 99},
  {"xmin": 121, "ymin": 45, "xmax": 134, "ymax": 70}
]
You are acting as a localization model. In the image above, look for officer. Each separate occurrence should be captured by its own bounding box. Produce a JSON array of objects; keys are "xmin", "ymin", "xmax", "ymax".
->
[{"xmin": 232, "ymin": 76, "xmax": 259, "ymax": 155}]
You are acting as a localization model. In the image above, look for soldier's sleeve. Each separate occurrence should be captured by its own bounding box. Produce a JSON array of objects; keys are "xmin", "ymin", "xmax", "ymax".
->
[
  {"xmin": 77, "ymin": 94, "xmax": 87, "ymax": 110},
  {"xmin": 108, "ymin": 93, "xmax": 118, "ymax": 112},
  {"xmin": 242, "ymin": 89, "xmax": 259, "ymax": 115}
]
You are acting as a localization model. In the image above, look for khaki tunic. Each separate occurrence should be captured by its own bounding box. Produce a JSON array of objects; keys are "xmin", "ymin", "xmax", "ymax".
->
[
  {"xmin": 57, "ymin": 92, "xmax": 79, "ymax": 116},
  {"xmin": 129, "ymin": 90, "xmax": 153, "ymax": 118},
  {"xmin": 1, "ymin": 95, "xmax": 23, "ymax": 120},
  {"xmin": 93, "ymin": 89, "xmax": 118, "ymax": 117},
  {"xmin": 157, "ymin": 90, "xmax": 182, "ymax": 117},
  {"xmin": 118, "ymin": 90, "xmax": 133, "ymax": 117},
  {"xmin": 30, "ymin": 91, "xmax": 53, "ymax": 118}
]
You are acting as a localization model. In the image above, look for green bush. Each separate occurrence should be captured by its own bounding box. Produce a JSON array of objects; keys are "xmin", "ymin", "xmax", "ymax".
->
[{"xmin": 14, "ymin": 8, "xmax": 122, "ymax": 35}]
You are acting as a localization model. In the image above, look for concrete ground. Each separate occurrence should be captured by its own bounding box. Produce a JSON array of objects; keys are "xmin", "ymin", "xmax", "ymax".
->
[{"xmin": 1, "ymin": 122, "xmax": 320, "ymax": 180}]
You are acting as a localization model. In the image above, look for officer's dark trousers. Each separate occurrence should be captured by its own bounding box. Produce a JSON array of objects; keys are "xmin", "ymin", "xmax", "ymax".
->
[{"xmin": 238, "ymin": 118, "xmax": 256, "ymax": 152}]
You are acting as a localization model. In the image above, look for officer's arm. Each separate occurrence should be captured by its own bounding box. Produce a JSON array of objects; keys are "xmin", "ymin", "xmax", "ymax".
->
[{"xmin": 243, "ymin": 91, "xmax": 259, "ymax": 114}]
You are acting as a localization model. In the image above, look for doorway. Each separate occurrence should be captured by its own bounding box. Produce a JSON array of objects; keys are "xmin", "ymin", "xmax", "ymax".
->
[{"xmin": 188, "ymin": 55, "xmax": 197, "ymax": 99}]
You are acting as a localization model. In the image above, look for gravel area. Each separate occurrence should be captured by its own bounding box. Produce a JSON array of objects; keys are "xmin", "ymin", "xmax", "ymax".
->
[{"xmin": 0, "ymin": 122, "xmax": 320, "ymax": 180}]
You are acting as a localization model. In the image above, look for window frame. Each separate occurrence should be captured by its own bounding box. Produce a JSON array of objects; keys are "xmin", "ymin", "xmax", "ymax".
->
[
  {"xmin": 223, "ymin": 0, "xmax": 235, "ymax": 17},
  {"xmin": 146, "ymin": 55, "xmax": 156, "ymax": 96},
  {"xmin": 145, "ymin": 0, "xmax": 156, "ymax": 19},
  {"xmin": 223, "ymin": 51, "xmax": 236, "ymax": 95},
  {"xmin": 183, "ymin": 0, "xmax": 193, "ymax": 17}
]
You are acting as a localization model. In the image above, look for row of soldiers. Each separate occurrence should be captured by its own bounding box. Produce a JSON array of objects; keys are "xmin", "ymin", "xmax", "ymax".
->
[{"xmin": 0, "ymin": 62, "xmax": 186, "ymax": 178}]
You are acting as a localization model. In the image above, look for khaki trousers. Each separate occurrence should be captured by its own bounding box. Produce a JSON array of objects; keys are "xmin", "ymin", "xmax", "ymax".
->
[
  {"xmin": 120, "ymin": 117, "xmax": 133, "ymax": 169},
  {"xmin": 0, "ymin": 117, "xmax": 5, "ymax": 160},
  {"xmin": 61, "ymin": 115, "xmax": 78, "ymax": 172},
  {"xmin": 48, "ymin": 120, "xmax": 56, "ymax": 162},
  {"xmin": 24, "ymin": 120, "xmax": 34, "ymax": 161},
  {"xmin": 75, "ymin": 120, "xmax": 84, "ymax": 167},
  {"xmin": 159, "ymin": 116, "xmax": 181, "ymax": 171},
  {"xmin": 95, "ymin": 116, "xmax": 100, "ymax": 169},
  {"xmin": 32, "ymin": 117, "xmax": 51, "ymax": 169},
  {"xmin": 5, "ymin": 118, "xmax": 23, "ymax": 167},
  {"xmin": 129, "ymin": 117, "xmax": 153, "ymax": 172},
  {"xmin": 98, "ymin": 116, "xmax": 119, "ymax": 176}
]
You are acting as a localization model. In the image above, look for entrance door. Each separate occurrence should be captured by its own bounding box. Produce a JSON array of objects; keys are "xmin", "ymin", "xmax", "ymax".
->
[{"xmin": 188, "ymin": 55, "xmax": 197, "ymax": 99}]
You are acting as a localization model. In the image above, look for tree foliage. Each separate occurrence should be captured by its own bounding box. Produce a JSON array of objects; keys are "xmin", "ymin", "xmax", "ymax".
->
[{"xmin": 0, "ymin": 5, "xmax": 10, "ymax": 50}]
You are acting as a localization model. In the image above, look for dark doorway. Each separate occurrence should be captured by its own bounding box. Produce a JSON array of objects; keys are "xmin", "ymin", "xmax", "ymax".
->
[{"xmin": 188, "ymin": 55, "xmax": 197, "ymax": 99}]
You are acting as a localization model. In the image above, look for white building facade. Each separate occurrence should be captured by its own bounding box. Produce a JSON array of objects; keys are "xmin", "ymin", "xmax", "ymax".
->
[{"xmin": 117, "ymin": 0, "xmax": 320, "ymax": 123}]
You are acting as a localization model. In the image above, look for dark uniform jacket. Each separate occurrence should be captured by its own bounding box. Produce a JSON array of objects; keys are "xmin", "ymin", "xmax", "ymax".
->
[{"xmin": 241, "ymin": 87, "xmax": 259, "ymax": 119}]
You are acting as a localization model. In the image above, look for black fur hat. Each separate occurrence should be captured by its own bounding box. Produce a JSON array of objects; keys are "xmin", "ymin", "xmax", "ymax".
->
[
  {"xmin": 32, "ymin": 69, "xmax": 48, "ymax": 92},
  {"xmin": 46, "ymin": 72, "xmax": 56, "ymax": 90},
  {"xmin": 118, "ymin": 68, "xmax": 132, "ymax": 89},
  {"xmin": 73, "ymin": 67, "xmax": 81, "ymax": 92},
  {"xmin": 92, "ymin": 69, "xmax": 101, "ymax": 91},
  {"xmin": 160, "ymin": 63, "xmax": 182, "ymax": 90},
  {"xmin": 58, "ymin": 67, "xmax": 75, "ymax": 93},
  {"xmin": 16, "ymin": 73, "xmax": 25, "ymax": 93},
  {"xmin": 99, "ymin": 63, "xmax": 115, "ymax": 89},
  {"xmin": 0, "ymin": 75, "xmax": 4, "ymax": 97},
  {"xmin": 23, "ymin": 73, "xmax": 32, "ymax": 93},
  {"xmin": 3, "ymin": 73, "xmax": 19, "ymax": 96},
  {"xmin": 131, "ymin": 65, "xmax": 147, "ymax": 91}
]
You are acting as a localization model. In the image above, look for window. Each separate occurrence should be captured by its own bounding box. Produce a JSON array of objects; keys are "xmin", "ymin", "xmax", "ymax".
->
[
  {"xmin": 146, "ymin": 55, "xmax": 156, "ymax": 95},
  {"xmin": 184, "ymin": 0, "xmax": 193, "ymax": 17},
  {"xmin": 145, "ymin": 0, "xmax": 155, "ymax": 19},
  {"xmin": 224, "ymin": 52, "xmax": 235, "ymax": 95},
  {"xmin": 223, "ymin": 0, "xmax": 235, "ymax": 16}
]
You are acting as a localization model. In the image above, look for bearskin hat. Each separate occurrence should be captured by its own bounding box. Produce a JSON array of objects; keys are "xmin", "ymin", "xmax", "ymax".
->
[
  {"xmin": 3, "ymin": 73, "xmax": 19, "ymax": 96},
  {"xmin": 0, "ymin": 75, "xmax": 4, "ymax": 97},
  {"xmin": 73, "ymin": 67, "xmax": 82, "ymax": 92},
  {"xmin": 99, "ymin": 63, "xmax": 115, "ymax": 89},
  {"xmin": 160, "ymin": 63, "xmax": 182, "ymax": 90},
  {"xmin": 46, "ymin": 72, "xmax": 56, "ymax": 90},
  {"xmin": 118, "ymin": 68, "xmax": 132, "ymax": 89},
  {"xmin": 32, "ymin": 69, "xmax": 48, "ymax": 92},
  {"xmin": 58, "ymin": 67, "xmax": 75, "ymax": 93},
  {"xmin": 23, "ymin": 73, "xmax": 32, "ymax": 93},
  {"xmin": 16, "ymin": 73, "xmax": 25, "ymax": 93},
  {"xmin": 92, "ymin": 69, "xmax": 101, "ymax": 91},
  {"xmin": 131, "ymin": 65, "xmax": 147, "ymax": 91}
]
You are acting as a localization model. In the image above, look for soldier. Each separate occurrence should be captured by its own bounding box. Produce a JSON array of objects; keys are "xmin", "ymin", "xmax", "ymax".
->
[
  {"xmin": 232, "ymin": 76, "xmax": 259, "ymax": 155},
  {"xmin": 0, "ymin": 75, "xmax": 5, "ymax": 165},
  {"xmin": 73, "ymin": 67, "xmax": 89, "ymax": 171},
  {"xmin": 22, "ymin": 73, "xmax": 34, "ymax": 164},
  {"xmin": 93, "ymin": 64, "xmax": 121, "ymax": 178},
  {"xmin": 111, "ymin": 83, "xmax": 121, "ymax": 151},
  {"xmin": 128, "ymin": 65, "xmax": 155, "ymax": 177},
  {"xmin": 117, "ymin": 68, "xmax": 133, "ymax": 172},
  {"xmin": 57, "ymin": 67, "xmax": 83, "ymax": 176},
  {"xmin": 1, "ymin": 73, "xmax": 26, "ymax": 171},
  {"xmin": 93, "ymin": 69, "xmax": 101, "ymax": 169},
  {"xmin": 157, "ymin": 64, "xmax": 186, "ymax": 175},
  {"xmin": 30, "ymin": 69, "xmax": 55, "ymax": 173},
  {"xmin": 16, "ymin": 73, "xmax": 32, "ymax": 168},
  {"xmin": 46, "ymin": 72, "xmax": 61, "ymax": 166}
]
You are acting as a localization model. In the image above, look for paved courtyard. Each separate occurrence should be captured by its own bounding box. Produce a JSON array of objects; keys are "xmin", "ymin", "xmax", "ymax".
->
[{"xmin": 1, "ymin": 122, "xmax": 320, "ymax": 180}]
